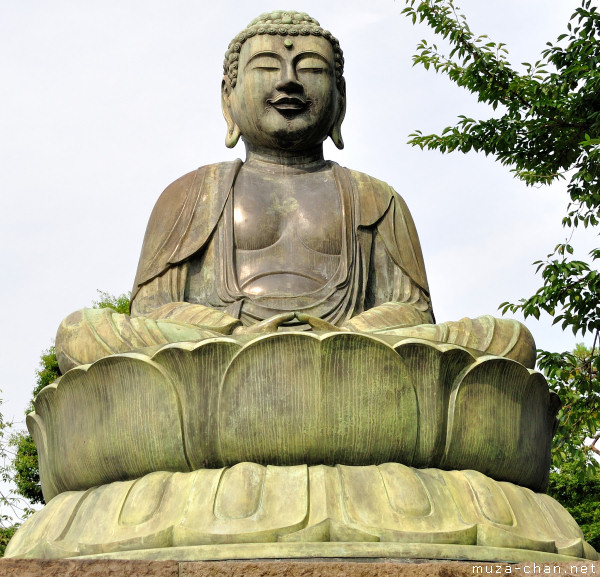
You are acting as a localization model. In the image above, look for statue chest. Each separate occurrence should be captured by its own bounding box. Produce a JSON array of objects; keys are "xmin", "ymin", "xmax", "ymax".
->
[{"xmin": 232, "ymin": 168, "xmax": 343, "ymax": 295}]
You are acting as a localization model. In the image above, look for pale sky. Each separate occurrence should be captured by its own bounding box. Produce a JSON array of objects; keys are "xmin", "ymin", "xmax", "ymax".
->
[{"xmin": 1, "ymin": 0, "xmax": 595, "ymax": 441}]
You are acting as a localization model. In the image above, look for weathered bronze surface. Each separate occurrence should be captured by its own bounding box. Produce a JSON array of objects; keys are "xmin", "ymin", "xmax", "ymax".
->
[
  {"xmin": 6, "ymin": 463, "xmax": 595, "ymax": 561},
  {"xmin": 10, "ymin": 10, "xmax": 595, "ymax": 563},
  {"xmin": 55, "ymin": 11, "xmax": 535, "ymax": 373},
  {"xmin": 29, "ymin": 338, "xmax": 559, "ymax": 500}
]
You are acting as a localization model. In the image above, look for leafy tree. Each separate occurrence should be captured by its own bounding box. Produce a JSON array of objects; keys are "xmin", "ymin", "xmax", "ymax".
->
[
  {"xmin": 30, "ymin": 346, "xmax": 60, "ymax": 411},
  {"xmin": 92, "ymin": 290, "xmax": 131, "ymax": 315},
  {"xmin": 0, "ymin": 526, "xmax": 17, "ymax": 557},
  {"xmin": 10, "ymin": 343, "xmax": 61, "ymax": 506},
  {"xmin": 548, "ymin": 460, "xmax": 600, "ymax": 550},
  {"xmin": 0, "ymin": 405, "xmax": 21, "ymax": 521},
  {"xmin": 541, "ymin": 344, "xmax": 600, "ymax": 474},
  {"xmin": 402, "ymin": 0, "xmax": 599, "ymax": 470},
  {"xmin": 0, "ymin": 397, "xmax": 28, "ymax": 556},
  {"xmin": 11, "ymin": 431, "xmax": 43, "ymax": 506},
  {"xmin": 11, "ymin": 291, "xmax": 131, "ymax": 507}
]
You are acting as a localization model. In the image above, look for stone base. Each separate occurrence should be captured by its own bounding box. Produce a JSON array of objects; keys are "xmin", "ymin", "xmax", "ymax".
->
[
  {"xmin": 5, "ymin": 464, "xmax": 597, "ymax": 561},
  {"xmin": 0, "ymin": 559, "xmax": 598, "ymax": 577},
  {"xmin": 75, "ymin": 543, "xmax": 592, "ymax": 563}
]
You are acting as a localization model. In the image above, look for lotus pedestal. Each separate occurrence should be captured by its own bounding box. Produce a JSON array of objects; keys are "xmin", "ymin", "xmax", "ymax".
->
[{"xmin": 6, "ymin": 332, "xmax": 597, "ymax": 562}]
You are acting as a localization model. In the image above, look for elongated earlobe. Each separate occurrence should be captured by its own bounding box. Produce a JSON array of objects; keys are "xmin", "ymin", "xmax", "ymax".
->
[
  {"xmin": 330, "ymin": 119, "xmax": 345, "ymax": 150},
  {"xmin": 330, "ymin": 80, "xmax": 346, "ymax": 150},
  {"xmin": 222, "ymin": 77, "xmax": 241, "ymax": 149},
  {"xmin": 225, "ymin": 124, "xmax": 241, "ymax": 148}
]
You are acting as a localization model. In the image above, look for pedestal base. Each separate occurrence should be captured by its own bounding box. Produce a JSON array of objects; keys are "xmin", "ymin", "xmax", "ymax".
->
[
  {"xmin": 75, "ymin": 543, "xmax": 590, "ymax": 563},
  {"xmin": 5, "ymin": 464, "xmax": 597, "ymax": 561}
]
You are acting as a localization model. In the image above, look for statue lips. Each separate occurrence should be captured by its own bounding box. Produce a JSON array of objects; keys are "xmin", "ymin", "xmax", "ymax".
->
[{"xmin": 267, "ymin": 95, "xmax": 311, "ymax": 116}]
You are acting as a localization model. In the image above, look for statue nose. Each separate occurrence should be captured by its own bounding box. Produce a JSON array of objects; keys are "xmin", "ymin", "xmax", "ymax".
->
[{"xmin": 275, "ymin": 66, "xmax": 303, "ymax": 94}]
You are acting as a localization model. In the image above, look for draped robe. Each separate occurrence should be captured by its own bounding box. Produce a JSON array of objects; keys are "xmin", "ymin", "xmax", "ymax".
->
[{"xmin": 130, "ymin": 160, "xmax": 434, "ymax": 326}]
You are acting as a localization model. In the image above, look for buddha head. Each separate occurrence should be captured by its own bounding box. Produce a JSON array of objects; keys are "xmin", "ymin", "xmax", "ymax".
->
[{"xmin": 221, "ymin": 11, "xmax": 346, "ymax": 152}]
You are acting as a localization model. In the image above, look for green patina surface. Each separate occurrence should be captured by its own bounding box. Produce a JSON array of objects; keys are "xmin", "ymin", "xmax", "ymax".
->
[
  {"xmin": 6, "ymin": 463, "xmax": 597, "ymax": 561},
  {"xmin": 29, "ymin": 335, "xmax": 557, "ymax": 501}
]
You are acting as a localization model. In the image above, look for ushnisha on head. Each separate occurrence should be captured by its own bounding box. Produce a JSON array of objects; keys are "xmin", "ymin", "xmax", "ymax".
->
[{"xmin": 221, "ymin": 10, "xmax": 346, "ymax": 152}]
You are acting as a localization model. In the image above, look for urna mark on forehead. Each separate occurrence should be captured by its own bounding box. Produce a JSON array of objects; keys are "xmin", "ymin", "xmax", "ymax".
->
[{"xmin": 223, "ymin": 10, "xmax": 345, "ymax": 89}]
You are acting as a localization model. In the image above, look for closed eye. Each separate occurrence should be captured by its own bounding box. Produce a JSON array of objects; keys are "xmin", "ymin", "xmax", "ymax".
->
[
  {"xmin": 297, "ymin": 67, "xmax": 325, "ymax": 73},
  {"xmin": 295, "ymin": 54, "xmax": 330, "ymax": 73},
  {"xmin": 247, "ymin": 54, "xmax": 281, "ymax": 71},
  {"xmin": 253, "ymin": 65, "xmax": 280, "ymax": 71}
]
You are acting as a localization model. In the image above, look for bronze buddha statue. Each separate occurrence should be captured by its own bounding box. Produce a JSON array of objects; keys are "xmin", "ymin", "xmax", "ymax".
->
[
  {"xmin": 55, "ymin": 11, "xmax": 534, "ymax": 373},
  {"xmin": 9, "ymin": 11, "xmax": 594, "ymax": 564}
]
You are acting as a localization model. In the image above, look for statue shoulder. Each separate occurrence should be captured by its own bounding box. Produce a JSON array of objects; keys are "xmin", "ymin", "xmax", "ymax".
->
[
  {"xmin": 345, "ymin": 168, "xmax": 392, "ymax": 191},
  {"xmin": 150, "ymin": 161, "xmax": 238, "ymax": 216},
  {"xmin": 133, "ymin": 160, "xmax": 242, "ymax": 295},
  {"xmin": 342, "ymin": 167, "xmax": 409, "ymax": 227}
]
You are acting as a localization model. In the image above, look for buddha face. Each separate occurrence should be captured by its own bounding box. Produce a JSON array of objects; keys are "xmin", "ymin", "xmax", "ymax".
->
[{"xmin": 222, "ymin": 34, "xmax": 345, "ymax": 151}]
